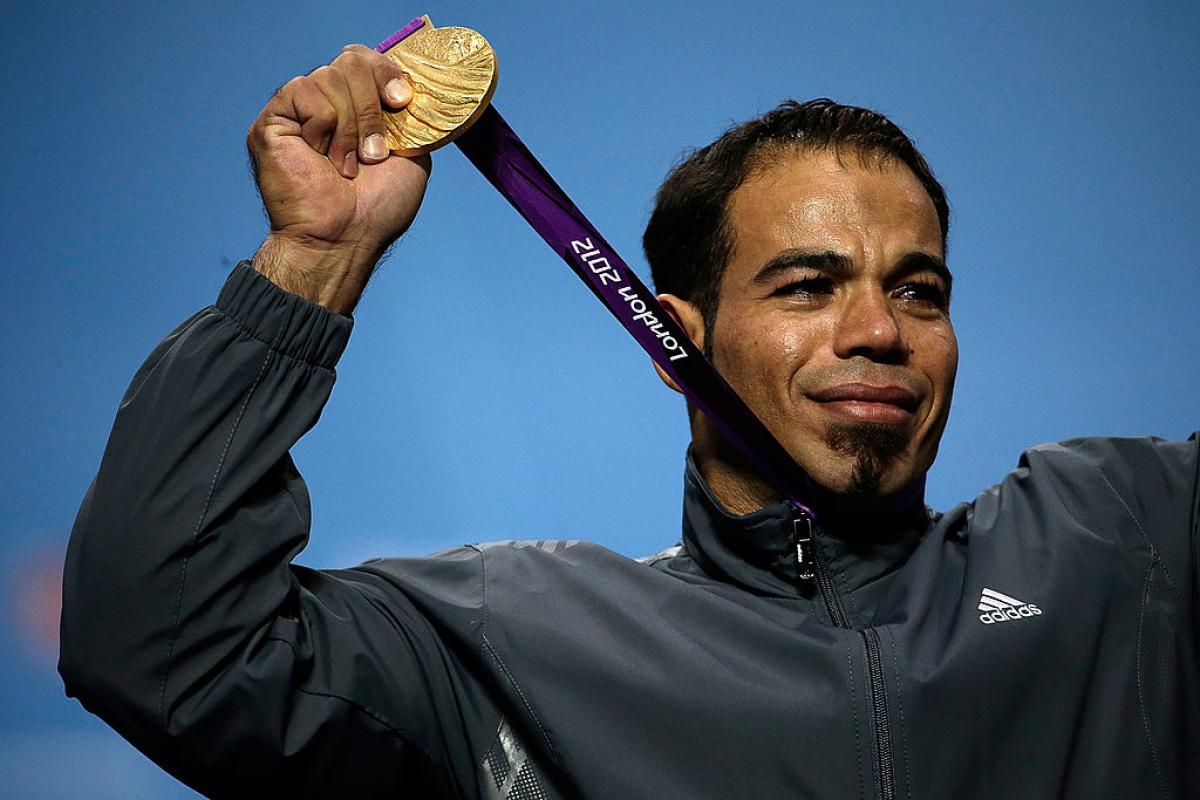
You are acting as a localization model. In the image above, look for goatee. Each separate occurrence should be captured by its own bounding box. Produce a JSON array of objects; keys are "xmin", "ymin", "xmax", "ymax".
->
[{"xmin": 825, "ymin": 422, "xmax": 911, "ymax": 496}]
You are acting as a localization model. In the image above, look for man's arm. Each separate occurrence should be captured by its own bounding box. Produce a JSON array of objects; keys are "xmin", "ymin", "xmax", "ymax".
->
[
  {"xmin": 58, "ymin": 47, "xmax": 473, "ymax": 796},
  {"xmin": 1035, "ymin": 434, "xmax": 1200, "ymax": 639}
]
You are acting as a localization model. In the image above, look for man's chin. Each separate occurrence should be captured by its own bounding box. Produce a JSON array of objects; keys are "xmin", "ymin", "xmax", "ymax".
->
[{"xmin": 821, "ymin": 422, "xmax": 913, "ymax": 497}]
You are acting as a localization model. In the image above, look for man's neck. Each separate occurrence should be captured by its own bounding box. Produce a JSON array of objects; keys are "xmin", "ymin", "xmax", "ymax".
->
[
  {"xmin": 692, "ymin": 448, "xmax": 782, "ymax": 516},
  {"xmin": 691, "ymin": 440, "xmax": 929, "ymax": 527}
]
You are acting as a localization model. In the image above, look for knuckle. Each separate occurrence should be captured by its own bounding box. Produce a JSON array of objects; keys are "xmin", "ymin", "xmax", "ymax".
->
[
  {"xmin": 356, "ymin": 96, "xmax": 383, "ymax": 121},
  {"xmin": 336, "ymin": 115, "xmax": 358, "ymax": 142},
  {"xmin": 309, "ymin": 64, "xmax": 337, "ymax": 83},
  {"xmin": 246, "ymin": 111, "xmax": 273, "ymax": 148},
  {"xmin": 313, "ymin": 103, "xmax": 337, "ymax": 127},
  {"xmin": 271, "ymin": 76, "xmax": 303, "ymax": 102},
  {"xmin": 334, "ymin": 48, "xmax": 367, "ymax": 72}
]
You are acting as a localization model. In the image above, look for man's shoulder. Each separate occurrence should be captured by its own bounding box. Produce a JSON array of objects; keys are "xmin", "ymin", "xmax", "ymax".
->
[
  {"xmin": 344, "ymin": 538, "xmax": 681, "ymax": 630},
  {"xmin": 1024, "ymin": 430, "xmax": 1198, "ymax": 456},
  {"xmin": 1014, "ymin": 432, "xmax": 1198, "ymax": 487},
  {"xmin": 469, "ymin": 538, "xmax": 686, "ymax": 576},
  {"xmin": 964, "ymin": 432, "xmax": 1198, "ymax": 551},
  {"xmin": 358, "ymin": 538, "xmax": 682, "ymax": 581},
  {"xmin": 634, "ymin": 543, "xmax": 685, "ymax": 567},
  {"xmin": 472, "ymin": 538, "xmax": 589, "ymax": 555}
]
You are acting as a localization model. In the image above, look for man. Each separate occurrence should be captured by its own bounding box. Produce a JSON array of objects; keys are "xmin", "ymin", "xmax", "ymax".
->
[{"xmin": 59, "ymin": 45, "xmax": 1197, "ymax": 799}]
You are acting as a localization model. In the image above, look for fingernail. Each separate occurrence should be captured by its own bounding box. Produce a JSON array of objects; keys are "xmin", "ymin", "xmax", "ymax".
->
[
  {"xmin": 385, "ymin": 78, "xmax": 411, "ymax": 105},
  {"xmin": 362, "ymin": 133, "xmax": 387, "ymax": 161},
  {"xmin": 343, "ymin": 150, "xmax": 358, "ymax": 178}
]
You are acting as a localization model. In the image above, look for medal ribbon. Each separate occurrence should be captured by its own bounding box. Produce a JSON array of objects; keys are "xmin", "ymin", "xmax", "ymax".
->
[{"xmin": 377, "ymin": 20, "xmax": 824, "ymax": 519}]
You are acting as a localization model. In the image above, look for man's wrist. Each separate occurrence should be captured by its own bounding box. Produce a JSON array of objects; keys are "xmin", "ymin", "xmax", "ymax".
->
[{"xmin": 251, "ymin": 234, "xmax": 381, "ymax": 315}]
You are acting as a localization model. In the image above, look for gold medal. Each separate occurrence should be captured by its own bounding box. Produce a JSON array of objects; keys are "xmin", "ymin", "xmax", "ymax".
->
[{"xmin": 380, "ymin": 16, "xmax": 498, "ymax": 156}]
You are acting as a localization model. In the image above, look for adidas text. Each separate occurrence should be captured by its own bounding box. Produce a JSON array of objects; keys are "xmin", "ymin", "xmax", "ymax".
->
[
  {"xmin": 979, "ymin": 605, "xmax": 1042, "ymax": 624},
  {"xmin": 977, "ymin": 587, "xmax": 1042, "ymax": 625}
]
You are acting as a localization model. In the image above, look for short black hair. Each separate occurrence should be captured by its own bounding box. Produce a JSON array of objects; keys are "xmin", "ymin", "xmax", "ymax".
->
[{"xmin": 643, "ymin": 99, "xmax": 949, "ymax": 345}]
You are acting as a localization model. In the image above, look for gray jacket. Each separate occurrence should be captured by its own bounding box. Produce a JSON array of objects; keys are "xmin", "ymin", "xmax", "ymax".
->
[{"xmin": 60, "ymin": 263, "xmax": 1200, "ymax": 798}]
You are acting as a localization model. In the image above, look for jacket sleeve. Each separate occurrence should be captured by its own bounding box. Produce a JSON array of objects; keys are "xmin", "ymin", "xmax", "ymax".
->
[
  {"xmin": 1054, "ymin": 434, "xmax": 1199, "ymax": 624},
  {"xmin": 59, "ymin": 263, "xmax": 474, "ymax": 798}
]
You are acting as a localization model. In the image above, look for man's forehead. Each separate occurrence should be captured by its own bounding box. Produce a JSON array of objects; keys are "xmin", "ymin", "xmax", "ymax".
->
[{"xmin": 727, "ymin": 148, "xmax": 943, "ymax": 258}]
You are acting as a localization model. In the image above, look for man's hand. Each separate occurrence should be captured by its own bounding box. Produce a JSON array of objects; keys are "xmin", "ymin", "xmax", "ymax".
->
[{"xmin": 247, "ymin": 44, "xmax": 432, "ymax": 314}]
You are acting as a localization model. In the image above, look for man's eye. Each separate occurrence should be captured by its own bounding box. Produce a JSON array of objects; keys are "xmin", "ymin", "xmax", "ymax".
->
[
  {"xmin": 777, "ymin": 277, "xmax": 833, "ymax": 299},
  {"xmin": 894, "ymin": 281, "xmax": 948, "ymax": 309}
]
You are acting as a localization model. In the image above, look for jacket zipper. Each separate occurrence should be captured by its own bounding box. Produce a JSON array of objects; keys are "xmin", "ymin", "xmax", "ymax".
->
[
  {"xmin": 792, "ymin": 514, "xmax": 847, "ymax": 628},
  {"xmin": 863, "ymin": 628, "xmax": 895, "ymax": 800},
  {"xmin": 793, "ymin": 512, "xmax": 895, "ymax": 800}
]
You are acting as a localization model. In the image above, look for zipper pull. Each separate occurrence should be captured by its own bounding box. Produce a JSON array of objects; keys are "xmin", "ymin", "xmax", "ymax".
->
[{"xmin": 793, "ymin": 515, "xmax": 816, "ymax": 582}]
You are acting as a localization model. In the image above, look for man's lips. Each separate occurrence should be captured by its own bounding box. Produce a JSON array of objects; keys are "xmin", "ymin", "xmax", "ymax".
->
[{"xmin": 807, "ymin": 383, "xmax": 919, "ymax": 423}]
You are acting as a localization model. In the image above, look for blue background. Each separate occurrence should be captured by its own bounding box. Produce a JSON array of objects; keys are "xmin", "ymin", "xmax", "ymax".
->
[{"xmin": 2, "ymin": 1, "xmax": 1196, "ymax": 795}]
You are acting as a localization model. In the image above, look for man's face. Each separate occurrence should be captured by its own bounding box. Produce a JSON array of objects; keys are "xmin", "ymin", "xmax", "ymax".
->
[{"xmin": 702, "ymin": 147, "xmax": 957, "ymax": 499}]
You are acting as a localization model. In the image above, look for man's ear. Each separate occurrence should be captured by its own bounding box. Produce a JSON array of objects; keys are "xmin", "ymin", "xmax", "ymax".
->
[{"xmin": 653, "ymin": 294, "xmax": 706, "ymax": 395}]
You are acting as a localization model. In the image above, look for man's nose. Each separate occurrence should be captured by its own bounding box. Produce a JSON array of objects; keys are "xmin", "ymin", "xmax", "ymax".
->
[{"xmin": 832, "ymin": 286, "xmax": 906, "ymax": 362}]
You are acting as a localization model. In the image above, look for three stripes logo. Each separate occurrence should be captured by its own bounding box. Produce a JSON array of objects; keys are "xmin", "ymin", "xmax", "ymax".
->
[{"xmin": 977, "ymin": 587, "xmax": 1042, "ymax": 625}]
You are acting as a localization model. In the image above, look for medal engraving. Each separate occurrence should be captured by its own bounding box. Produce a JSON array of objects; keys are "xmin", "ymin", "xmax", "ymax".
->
[{"xmin": 381, "ymin": 16, "xmax": 498, "ymax": 155}]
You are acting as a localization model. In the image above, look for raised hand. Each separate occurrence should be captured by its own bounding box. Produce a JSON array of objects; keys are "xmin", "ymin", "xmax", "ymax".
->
[{"xmin": 247, "ymin": 44, "xmax": 432, "ymax": 313}]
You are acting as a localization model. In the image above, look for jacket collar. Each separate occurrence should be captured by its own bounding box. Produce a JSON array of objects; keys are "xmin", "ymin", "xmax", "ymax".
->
[{"xmin": 680, "ymin": 451, "xmax": 931, "ymax": 599}]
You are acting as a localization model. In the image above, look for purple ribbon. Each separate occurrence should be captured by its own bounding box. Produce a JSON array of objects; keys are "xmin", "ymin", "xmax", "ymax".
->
[
  {"xmin": 451, "ymin": 108, "xmax": 826, "ymax": 520},
  {"xmin": 376, "ymin": 16, "xmax": 427, "ymax": 52},
  {"xmin": 376, "ymin": 19, "xmax": 878, "ymax": 522}
]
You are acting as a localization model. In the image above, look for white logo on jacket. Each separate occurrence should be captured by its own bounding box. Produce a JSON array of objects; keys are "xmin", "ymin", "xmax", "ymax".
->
[{"xmin": 977, "ymin": 587, "xmax": 1042, "ymax": 624}]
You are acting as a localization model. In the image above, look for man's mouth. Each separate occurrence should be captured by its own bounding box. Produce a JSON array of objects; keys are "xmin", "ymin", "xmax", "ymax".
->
[{"xmin": 808, "ymin": 383, "xmax": 919, "ymax": 424}]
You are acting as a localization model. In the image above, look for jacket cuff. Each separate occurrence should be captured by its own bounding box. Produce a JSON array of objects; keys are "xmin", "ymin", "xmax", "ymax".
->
[{"xmin": 215, "ymin": 261, "xmax": 353, "ymax": 370}]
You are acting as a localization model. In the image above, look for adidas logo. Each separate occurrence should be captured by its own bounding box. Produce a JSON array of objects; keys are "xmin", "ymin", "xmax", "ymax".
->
[{"xmin": 977, "ymin": 587, "xmax": 1042, "ymax": 625}]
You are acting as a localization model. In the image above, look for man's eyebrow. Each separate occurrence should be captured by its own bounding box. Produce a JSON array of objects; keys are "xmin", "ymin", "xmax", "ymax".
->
[
  {"xmin": 750, "ymin": 248, "xmax": 953, "ymax": 294},
  {"xmin": 751, "ymin": 250, "xmax": 854, "ymax": 285}
]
